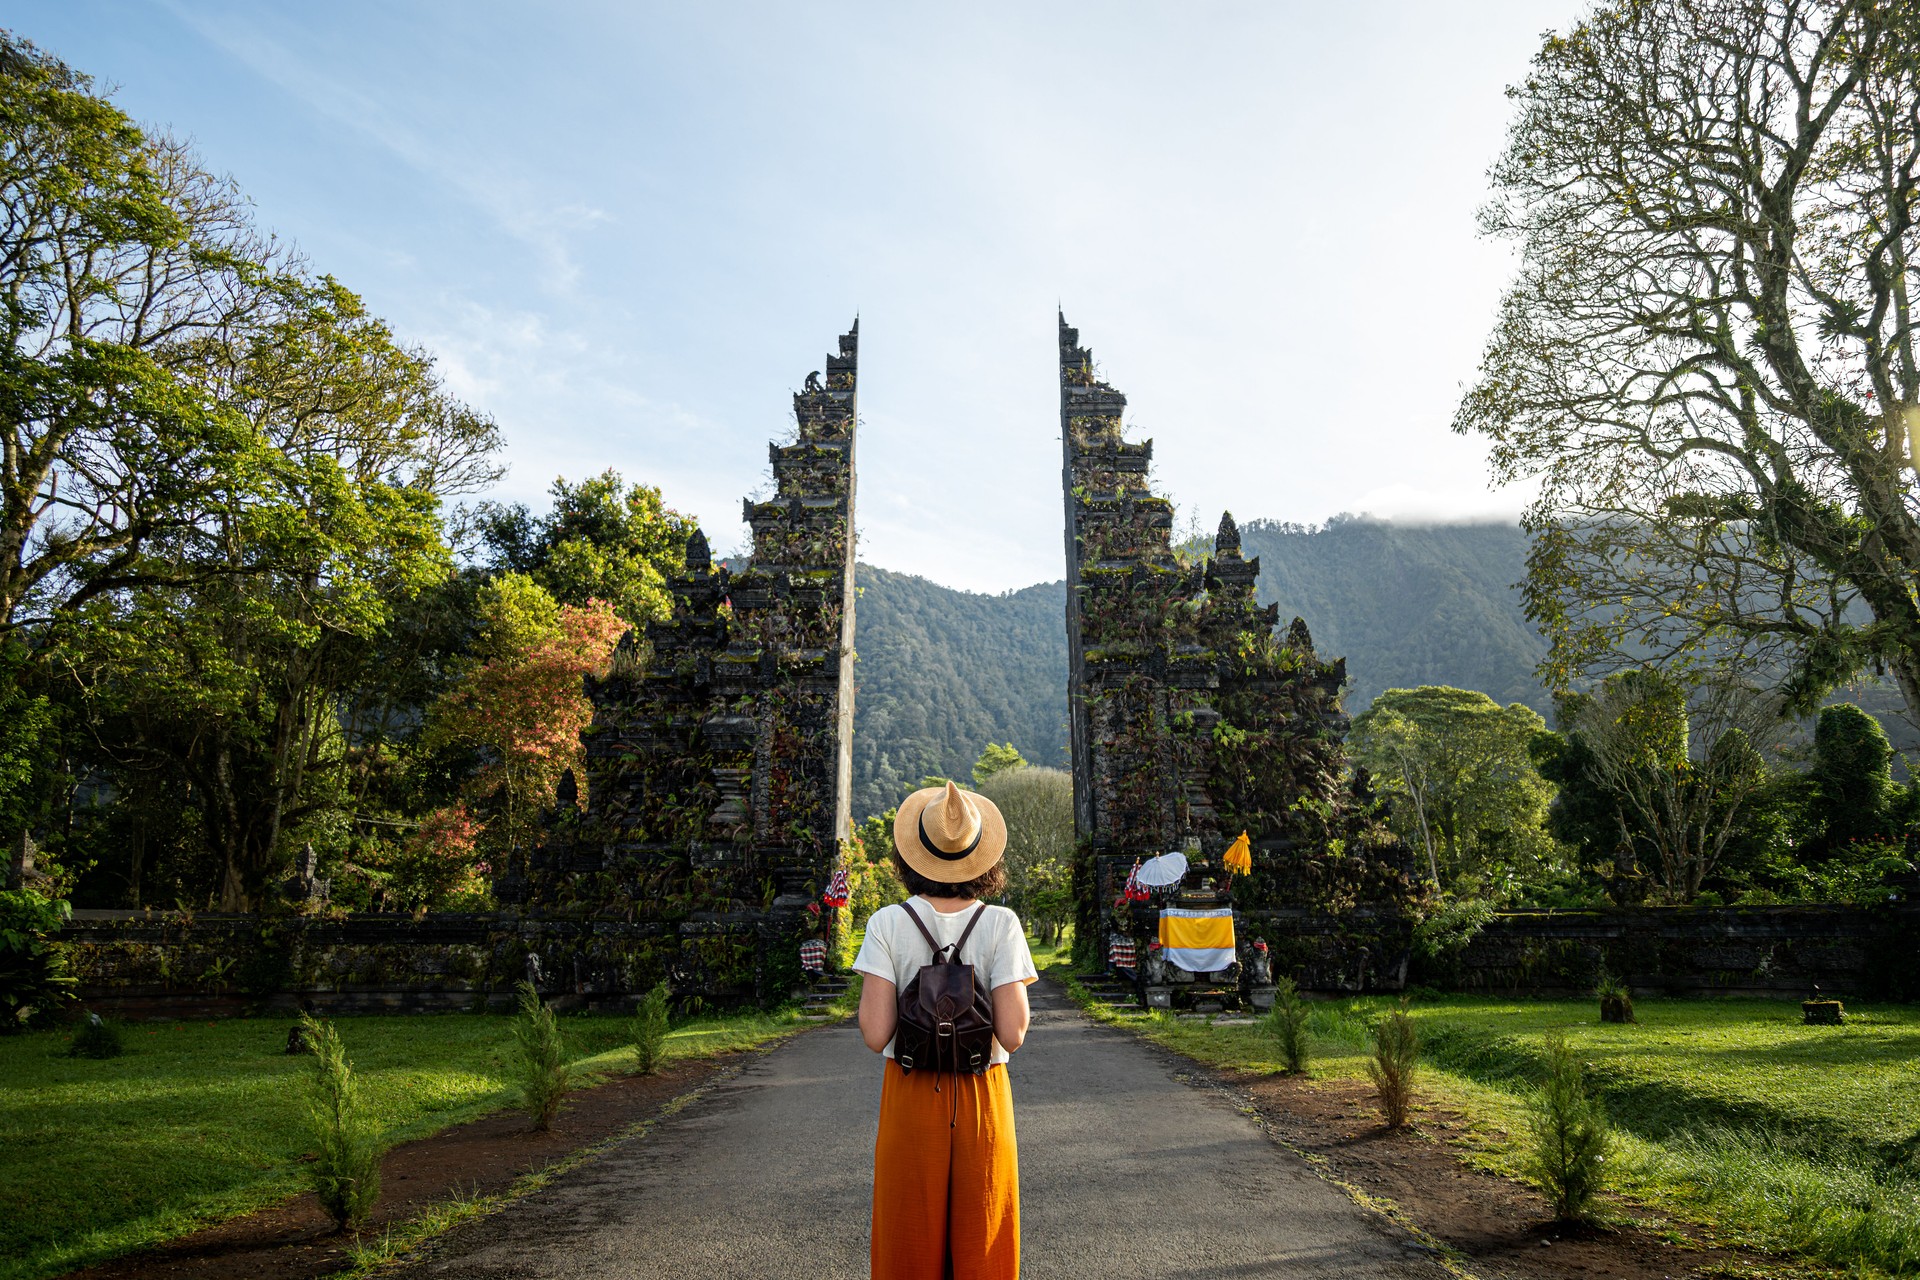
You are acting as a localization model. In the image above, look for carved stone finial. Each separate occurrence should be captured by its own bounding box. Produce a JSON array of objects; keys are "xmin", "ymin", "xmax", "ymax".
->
[
  {"xmin": 685, "ymin": 527, "xmax": 710, "ymax": 572},
  {"xmin": 1216, "ymin": 511, "xmax": 1242, "ymax": 558},
  {"xmin": 804, "ymin": 370, "xmax": 822, "ymax": 394},
  {"xmin": 1286, "ymin": 616, "xmax": 1315, "ymax": 655},
  {"xmin": 555, "ymin": 768, "xmax": 579, "ymax": 808}
]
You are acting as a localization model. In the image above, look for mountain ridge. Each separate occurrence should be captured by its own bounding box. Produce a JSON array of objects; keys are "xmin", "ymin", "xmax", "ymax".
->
[{"xmin": 847, "ymin": 519, "xmax": 1544, "ymax": 818}]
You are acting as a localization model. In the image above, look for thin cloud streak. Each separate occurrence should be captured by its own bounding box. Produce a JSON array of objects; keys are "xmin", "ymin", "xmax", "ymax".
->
[{"xmin": 41, "ymin": 1, "xmax": 1581, "ymax": 594}]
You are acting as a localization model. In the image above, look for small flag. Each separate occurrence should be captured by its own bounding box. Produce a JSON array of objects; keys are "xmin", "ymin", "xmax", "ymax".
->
[{"xmin": 1223, "ymin": 831, "xmax": 1252, "ymax": 877}]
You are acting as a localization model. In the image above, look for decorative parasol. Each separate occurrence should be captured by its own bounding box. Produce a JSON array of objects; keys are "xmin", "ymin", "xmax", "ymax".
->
[
  {"xmin": 1223, "ymin": 831, "xmax": 1252, "ymax": 877},
  {"xmin": 1133, "ymin": 851, "xmax": 1188, "ymax": 889}
]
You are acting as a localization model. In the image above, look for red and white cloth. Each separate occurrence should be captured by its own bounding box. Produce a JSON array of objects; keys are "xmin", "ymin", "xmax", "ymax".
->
[
  {"xmin": 1122, "ymin": 860, "xmax": 1151, "ymax": 903},
  {"xmin": 798, "ymin": 938, "xmax": 828, "ymax": 975},
  {"xmin": 822, "ymin": 865, "xmax": 851, "ymax": 908},
  {"xmin": 1108, "ymin": 937, "xmax": 1138, "ymax": 971}
]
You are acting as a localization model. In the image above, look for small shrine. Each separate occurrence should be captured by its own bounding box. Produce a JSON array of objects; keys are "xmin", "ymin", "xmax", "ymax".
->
[{"xmin": 1058, "ymin": 313, "xmax": 1421, "ymax": 1006}]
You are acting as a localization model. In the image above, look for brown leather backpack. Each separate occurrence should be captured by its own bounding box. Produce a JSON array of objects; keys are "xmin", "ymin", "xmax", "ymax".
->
[{"xmin": 893, "ymin": 901, "xmax": 997, "ymax": 1077}]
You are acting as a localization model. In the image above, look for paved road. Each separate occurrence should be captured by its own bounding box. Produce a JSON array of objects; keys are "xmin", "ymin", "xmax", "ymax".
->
[{"xmin": 402, "ymin": 981, "xmax": 1449, "ymax": 1279}]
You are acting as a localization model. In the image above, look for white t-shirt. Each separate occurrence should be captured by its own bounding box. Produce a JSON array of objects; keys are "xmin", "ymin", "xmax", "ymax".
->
[{"xmin": 853, "ymin": 899, "xmax": 1039, "ymax": 1066}]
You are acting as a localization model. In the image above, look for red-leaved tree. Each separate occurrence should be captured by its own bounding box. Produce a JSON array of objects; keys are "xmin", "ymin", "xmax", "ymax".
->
[{"xmin": 427, "ymin": 573, "xmax": 627, "ymax": 871}]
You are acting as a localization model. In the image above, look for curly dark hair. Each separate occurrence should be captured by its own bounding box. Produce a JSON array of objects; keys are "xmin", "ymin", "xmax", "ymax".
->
[{"xmin": 889, "ymin": 847, "xmax": 1007, "ymax": 901}]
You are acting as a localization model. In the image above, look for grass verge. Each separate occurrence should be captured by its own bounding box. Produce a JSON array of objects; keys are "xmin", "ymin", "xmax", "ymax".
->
[
  {"xmin": 1044, "ymin": 959, "xmax": 1920, "ymax": 1279},
  {"xmin": 330, "ymin": 1067, "xmax": 730, "ymax": 1278},
  {"xmin": 0, "ymin": 1004, "xmax": 812, "ymax": 1280}
]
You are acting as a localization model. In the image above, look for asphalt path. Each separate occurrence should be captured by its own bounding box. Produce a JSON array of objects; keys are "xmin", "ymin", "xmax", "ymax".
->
[{"xmin": 400, "ymin": 980, "xmax": 1450, "ymax": 1279}]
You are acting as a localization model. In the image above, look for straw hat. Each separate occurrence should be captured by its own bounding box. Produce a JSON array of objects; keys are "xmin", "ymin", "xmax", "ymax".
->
[{"xmin": 892, "ymin": 781, "xmax": 1008, "ymax": 884}]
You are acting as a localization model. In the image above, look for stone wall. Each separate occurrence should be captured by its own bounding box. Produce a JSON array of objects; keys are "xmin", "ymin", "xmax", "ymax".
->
[
  {"xmin": 61, "ymin": 900, "xmax": 1913, "ymax": 1019},
  {"xmin": 1415, "ymin": 902, "xmax": 1920, "ymax": 1001},
  {"xmin": 58, "ymin": 908, "xmax": 816, "ymax": 1019}
]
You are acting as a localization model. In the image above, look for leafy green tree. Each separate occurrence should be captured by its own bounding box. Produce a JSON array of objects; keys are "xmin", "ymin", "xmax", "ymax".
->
[
  {"xmin": 977, "ymin": 765, "xmax": 1074, "ymax": 942},
  {"xmin": 0, "ymin": 33, "xmax": 280, "ymax": 634},
  {"xmin": 1349, "ymin": 686, "xmax": 1558, "ymax": 893},
  {"xmin": 1455, "ymin": 1, "xmax": 1920, "ymax": 720},
  {"xmin": 846, "ymin": 812, "xmax": 908, "ymax": 924},
  {"xmin": 1809, "ymin": 703, "xmax": 1896, "ymax": 854},
  {"xmin": 424, "ymin": 573, "xmax": 626, "ymax": 866},
  {"xmin": 0, "ymin": 887, "xmax": 74, "ymax": 1031},
  {"xmin": 55, "ymin": 279, "xmax": 498, "ymax": 910},
  {"xmin": 1531, "ymin": 729, "xmax": 1620, "ymax": 881},
  {"xmin": 971, "ymin": 742, "xmax": 1028, "ymax": 786},
  {"xmin": 0, "ymin": 641, "xmax": 55, "ymax": 843},
  {"xmin": 477, "ymin": 471, "xmax": 695, "ymax": 628},
  {"xmin": 1561, "ymin": 671, "xmax": 1782, "ymax": 902}
]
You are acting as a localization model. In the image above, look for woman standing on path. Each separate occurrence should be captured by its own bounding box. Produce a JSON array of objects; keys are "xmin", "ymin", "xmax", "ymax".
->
[{"xmin": 854, "ymin": 781, "xmax": 1039, "ymax": 1280}]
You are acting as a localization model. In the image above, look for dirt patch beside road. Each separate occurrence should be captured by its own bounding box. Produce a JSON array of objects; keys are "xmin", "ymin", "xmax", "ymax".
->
[
  {"xmin": 55, "ymin": 1057, "xmax": 732, "ymax": 1280},
  {"xmin": 1235, "ymin": 1071, "xmax": 1777, "ymax": 1280}
]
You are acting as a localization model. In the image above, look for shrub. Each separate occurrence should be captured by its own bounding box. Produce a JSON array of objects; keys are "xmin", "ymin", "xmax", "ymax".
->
[
  {"xmin": 300, "ymin": 1013, "xmax": 383, "ymax": 1232},
  {"xmin": 1265, "ymin": 975, "xmax": 1310, "ymax": 1074},
  {"xmin": 1367, "ymin": 1001, "xmax": 1419, "ymax": 1128},
  {"xmin": 1595, "ymin": 969, "xmax": 1635, "ymax": 1023},
  {"xmin": 68, "ymin": 1013, "xmax": 122, "ymax": 1059},
  {"xmin": 1525, "ymin": 1032, "xmax": 1612, "ymax": 1221},
  {"xmin": 1412, "ymin": 894, "xmax": 1495, "ymax": 962},
  {"xmin": 630, "ymin": 982, "xmax": 670, "ymax": 1075},
  {"xmin": 0, "ymin": 889, "xmax": 75, "ymax": 1032},
  {"xmin": 512, "ymin": 980, "xmax": 570, "ymax": 1130}
]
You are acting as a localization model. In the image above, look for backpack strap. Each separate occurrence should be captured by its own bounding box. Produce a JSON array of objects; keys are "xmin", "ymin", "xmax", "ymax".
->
[
  {"xmin": 952, "ymin": 902, "xmax": 990, "ymax": 963},
  {"xmin": 899, "ymin": 901, "xmax": 947, "ymax": 959}
]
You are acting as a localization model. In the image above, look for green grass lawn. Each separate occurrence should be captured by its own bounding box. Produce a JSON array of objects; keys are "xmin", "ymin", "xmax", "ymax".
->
[
  {"xmin": 0, "ymin": 1005, "xmax": 811, "ymax": 1280},
  {"xmin": 1051, "ymin": 965, "xmax": 1920, "ymax": 1279}
]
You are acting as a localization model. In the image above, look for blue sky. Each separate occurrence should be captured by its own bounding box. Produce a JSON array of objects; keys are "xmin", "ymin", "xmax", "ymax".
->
[{"xmin": 13, "ymin": 1, "xmax": 1584, "ymax": 593}]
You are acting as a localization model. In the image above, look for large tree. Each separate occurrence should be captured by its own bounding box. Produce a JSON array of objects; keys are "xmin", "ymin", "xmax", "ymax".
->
[
  {"xmin": 1349, "ymin": 686, "xmax": 1557, "ymax": 892},
  {"xmin": 424, "ymin": 573, "xmax": 625, "ymax": 863},
  {"xmin": 58, "ymin": 280, "xmax": 500, "ymax": 909},
  {"xmin": 976, "ymin": 764, "xmax": 1074, "ymax": 943},
  {"xmin": 476, "ymin": 471, "xmax": 694, "ymax": 629},
  {"xmin": 1457, "ymin": 1, "xmax": 1920, "ymax": 716},
  {"xmin": 0, "ymin": 33, "xmax": 278, "ymax": 633},
  {"xmin": 1559, "ymin": 671, "xmax": 1784, "ymax": 901}
]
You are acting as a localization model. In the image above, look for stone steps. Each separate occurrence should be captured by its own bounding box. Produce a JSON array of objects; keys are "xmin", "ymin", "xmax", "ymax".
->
[
  {"xmin": 1078, "ymin": 978, "xmax": 1146, "ymax": 1011},
  {"xmin": 795, "ymin": 976, "xmax": 852, "ymax": 1022}
]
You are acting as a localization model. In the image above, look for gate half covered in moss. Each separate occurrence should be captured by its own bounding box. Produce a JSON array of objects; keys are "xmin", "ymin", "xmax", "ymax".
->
[
  {"xmin": 1057, "ymin": 313, "xmax": 1422, "ymax": 1002},
  {"xmin": 497, "ymin": 323, "xmax": 861, "ymax": 1005}
]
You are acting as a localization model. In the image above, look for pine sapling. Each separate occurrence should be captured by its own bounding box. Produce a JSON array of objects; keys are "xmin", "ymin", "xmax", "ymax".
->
[
  {"xmin": 1367, "ymin": 1001, "xmax": 1419, "ymax": 1128},
  {"xmin": 1525, "ymin": 1032, "xmax": 1612, "ymax": 1221},
  {"xmin": 513, "ymin": 980, "xmax": 571, "ymax": 1130},
  {"xmin": 631, "ymin": 981, "xmax": 670, "ymax": 1075},
  {"xmin": 1265, "ymin": 975, "xmax": 1310, "ymax": 1075},
  {"xmin": 301, "ymin": 1013, "xmax": 383, "ymax": 1232}
]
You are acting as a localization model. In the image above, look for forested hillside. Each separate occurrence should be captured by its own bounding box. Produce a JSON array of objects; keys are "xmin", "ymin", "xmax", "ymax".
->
[
  {"xmin": 850, "ymin": 567, "xmax": 1069, "ymax": 817},
  {"xmin": 1237, "ymin": 517, "xmax": 1548, "ymax": 713},
  {"xmin": 849, "ymin": 520, "xmax": 1549, "ymax": 819}
]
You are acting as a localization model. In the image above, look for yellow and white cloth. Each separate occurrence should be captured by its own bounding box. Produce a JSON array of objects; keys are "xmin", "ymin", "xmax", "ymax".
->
[{"xmin": 1157, "ymin": 907, "xmax": 1235, "ymax": 974}]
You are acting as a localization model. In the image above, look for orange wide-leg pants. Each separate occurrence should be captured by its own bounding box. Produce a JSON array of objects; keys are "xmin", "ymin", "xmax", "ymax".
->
[{"xmin": 871, "ymin": 1059, "xmax": 1020, "ymax": 1279}]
